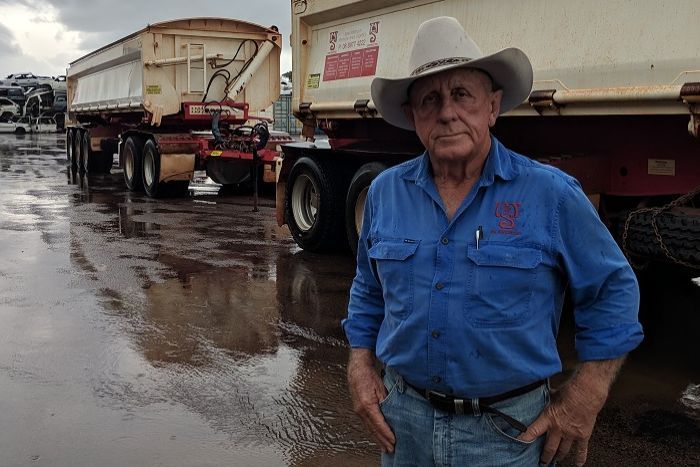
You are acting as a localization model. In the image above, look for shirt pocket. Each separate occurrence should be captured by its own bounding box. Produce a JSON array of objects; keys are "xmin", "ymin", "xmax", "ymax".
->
[
  {"xmin": 368, "ymin": 239, "xmax": 420, "ymax": 320},
  {"xmin": 465, "ymin": 243, "xmax": 542, "ymax": 328}
]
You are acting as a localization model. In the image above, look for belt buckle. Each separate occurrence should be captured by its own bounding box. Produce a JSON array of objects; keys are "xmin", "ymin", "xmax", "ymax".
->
[{"xmin": 426, "ymin": 390, "xmax": 467, "ymax": 415}]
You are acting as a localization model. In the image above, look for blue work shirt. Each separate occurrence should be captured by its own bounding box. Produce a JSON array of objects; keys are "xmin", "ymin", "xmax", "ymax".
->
[{"xmin": 343, "ymin": 136, "xmax": 643, "ymax": 398}]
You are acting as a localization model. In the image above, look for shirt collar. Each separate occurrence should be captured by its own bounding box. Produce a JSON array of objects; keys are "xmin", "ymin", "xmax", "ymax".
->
[{"xmin": 400, "ymin": 135, "xmax": 519, "ymax": 186}]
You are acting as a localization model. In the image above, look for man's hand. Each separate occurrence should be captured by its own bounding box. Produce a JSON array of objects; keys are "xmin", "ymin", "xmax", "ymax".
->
[
  {"xmin": 347, "ymin": 348, "xmax": 396, "ymax": 453},
  {"xmin": 518, "ymin": 357, "xmax": 626, "ymax": 466}
]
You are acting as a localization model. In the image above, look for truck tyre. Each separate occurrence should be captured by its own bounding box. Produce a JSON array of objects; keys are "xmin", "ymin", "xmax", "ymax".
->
[
  {"xmin": 285, "ymin": 156, "xmax": 349, "ymax": 252},
  {"xmin": 345, "ymin": 162, "xmax": 387, "ymax": 256},
  {"xmin": 142, "ymin": 139, "xmax": 163, "ymax": 197},
  {"xmin": 621, "ymin": 208, "xmax": 700, "ymax": 267},
  {"xmin": 71, "ymin": 129, "xmax": 80, "ymax": 169},
  {"xmin": 66, "ymin": 129, "xmax": 73, "ymax": 163},
  {"xmin": 122, "ymin": 136, "xmax": 144, "ymax": 191},
  {"xmin": 80, "ymin": 130, "xmax": 91, "ymax": 173},
  {"xmin": 142, "ymin": 139, "xmax": 189, "ymax": 197}
]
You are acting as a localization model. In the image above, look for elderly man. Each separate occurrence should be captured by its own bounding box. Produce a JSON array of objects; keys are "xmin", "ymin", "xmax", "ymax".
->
[{"xmin": 343, "ymin": 16, "xmax": 643, "ymax": 466}]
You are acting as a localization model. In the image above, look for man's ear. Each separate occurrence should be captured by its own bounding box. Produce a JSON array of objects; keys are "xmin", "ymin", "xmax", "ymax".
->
[
  {"xmin": 402, "ymin": 103, "xmax": 415, "ymax": 126},
  {"xmin": 489, "ymin": 90, "xmax": 503, "ymax": 127}
]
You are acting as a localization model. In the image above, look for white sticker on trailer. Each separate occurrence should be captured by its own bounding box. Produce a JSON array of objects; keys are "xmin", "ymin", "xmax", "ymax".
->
[
  {"xmin": 648, "ymin": 159, "xmax": 675, "ymax": 176},
  {"xmin": 323, "ymin": 20, "xmax": 381, "ymax": 82}
]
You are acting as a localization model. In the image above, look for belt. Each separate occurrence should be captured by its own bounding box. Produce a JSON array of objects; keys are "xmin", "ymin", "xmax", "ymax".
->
[{"xmin": 404, "ymin": 379, "xmax": 546, "ymax": 433}]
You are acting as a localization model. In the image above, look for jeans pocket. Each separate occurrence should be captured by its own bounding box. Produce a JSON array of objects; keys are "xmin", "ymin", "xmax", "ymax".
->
[
  {"xmin": 378, "ymin": 369, "xmax": 400, "ymax": 407},
  {"xmin": 484, "ymin": 385, "xmax": 548, "ymax": 445}
]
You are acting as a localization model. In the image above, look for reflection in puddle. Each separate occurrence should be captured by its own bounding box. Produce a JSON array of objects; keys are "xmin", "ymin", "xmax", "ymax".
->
[{"xmin": 118, "ymin": 205, "xmax": 161, "ymax": 238}]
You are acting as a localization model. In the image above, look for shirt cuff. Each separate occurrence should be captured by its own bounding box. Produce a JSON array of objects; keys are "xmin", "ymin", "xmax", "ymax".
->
[{"xmin": 575, "ymin": 322, "xmax": 644, "ymax": 361}]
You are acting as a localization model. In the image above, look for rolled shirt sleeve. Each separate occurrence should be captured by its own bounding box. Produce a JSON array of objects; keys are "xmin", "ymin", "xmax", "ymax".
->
[
  {"xmin": 343, "ymin": 187, "xmax": 385, "ymax": 350},
  {"xmin": 555, "ymin": 178, "xmax": 644, "ymax": 361}
]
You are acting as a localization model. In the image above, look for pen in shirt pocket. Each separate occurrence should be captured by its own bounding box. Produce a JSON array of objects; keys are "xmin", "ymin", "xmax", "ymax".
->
[{"xmin": 475, "ymin": 225, "xmax": 483, "ymax": 249}]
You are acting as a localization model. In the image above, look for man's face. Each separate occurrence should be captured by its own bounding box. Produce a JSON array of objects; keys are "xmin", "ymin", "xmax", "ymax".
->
[{"xmin": 404, "ymin": 68, "xmax": 502, "ymax": 163}]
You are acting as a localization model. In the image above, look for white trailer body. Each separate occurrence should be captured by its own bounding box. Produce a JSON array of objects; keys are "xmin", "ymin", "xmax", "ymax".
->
[
  {"xmin": 279, "ymin": 0, "xmax": 700, "ymax": 267},
  {"xmin": 67, "ymin": 17, "xmax": 280, "ymax": 125}
]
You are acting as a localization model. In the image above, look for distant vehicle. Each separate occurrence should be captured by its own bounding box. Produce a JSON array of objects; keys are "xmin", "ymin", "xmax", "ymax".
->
[
  {"xmin": 5, "ymin": 87, "xmax": 26, "ymax": 108},
  {"xmin": 53, "ymin": 93, "xmax": 66, "ymax": 113},
  {"xmin": 0, "ymin": 115, "xmax": 31, "ymax": 134},
  {"xmin": 32, "ymin": 115, "xmax": 57, "ymax": 133},
  {"xmin": 24, "ymin": 88, "xmax": 54, "ymax": 117},
  {"xmin": 0, "ymin": 115, "xmax": 57, "ymax": 134},
  {"xmin": 0, "ymin": 97, "xmax": 21, "ymax": 120},
  {"xmin": 1, "ymin": 72, "xmax": 54, "ymax": 88}
]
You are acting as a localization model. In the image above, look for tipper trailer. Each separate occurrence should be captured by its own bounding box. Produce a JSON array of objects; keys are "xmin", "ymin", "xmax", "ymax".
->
[
  {"xmin": 65, "ymin": 17, "xmax": 291, "ymax": 197},
  {"xmin": 278, "ymin": 0, "xmax": 700, "ymax": 268}
]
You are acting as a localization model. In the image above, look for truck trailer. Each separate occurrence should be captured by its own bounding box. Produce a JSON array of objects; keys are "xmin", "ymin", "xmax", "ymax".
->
[
  {"xmin": 65, "ymin": 17, "xmax": 290, "ymax": 197},
  {"xmin": 278, "ymin": 0, "xmax": 700, "ymax": 268}
]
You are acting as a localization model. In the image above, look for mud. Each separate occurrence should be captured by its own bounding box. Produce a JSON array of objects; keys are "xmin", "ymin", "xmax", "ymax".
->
[{"xmin": 0, "ymin": 133, "xmax": 698, "ymax": 466}]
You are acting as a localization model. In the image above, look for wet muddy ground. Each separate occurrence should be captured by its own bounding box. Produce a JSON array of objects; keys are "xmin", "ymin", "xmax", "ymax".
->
[{"xmin": 0, "ymin": 133, "xmax": 698, "ymax": 466}]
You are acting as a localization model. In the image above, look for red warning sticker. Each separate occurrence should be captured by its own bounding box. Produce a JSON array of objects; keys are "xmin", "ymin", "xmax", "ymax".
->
[{"xmin": 323, "ymin": 46, "xmax": 379, "ymax": 81}]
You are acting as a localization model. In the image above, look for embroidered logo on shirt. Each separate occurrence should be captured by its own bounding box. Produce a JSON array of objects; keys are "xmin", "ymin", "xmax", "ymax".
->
[{"xmin": 493, "ymin": 202, "xmax": 522, "ymax": 236}]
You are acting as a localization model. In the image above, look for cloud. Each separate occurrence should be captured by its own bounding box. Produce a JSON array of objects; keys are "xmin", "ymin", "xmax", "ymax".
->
[{"xmin": 0, "ymin": 0, "xmax": 292, "ymax": 76}]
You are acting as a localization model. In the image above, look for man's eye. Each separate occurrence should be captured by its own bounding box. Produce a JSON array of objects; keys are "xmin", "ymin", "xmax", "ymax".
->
[
  {"xmin": 422, "ymin": 94, "xmax": 438, "ymax": 106},
  {"xmin": 453, "ymin": 89, "xmax": 470, "ymax": 100}
]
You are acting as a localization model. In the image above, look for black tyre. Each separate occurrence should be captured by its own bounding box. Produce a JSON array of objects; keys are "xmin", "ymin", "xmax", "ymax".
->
[
  {"xmin": 142, "ymin": 140, "xmax": 189, "ymax": 198},
  {"xmin": 122, "ymin": 136, "xmax": 143, "ymax": 191},
  {"xmin": 142, "ymin": 139, "xmax": 162, "ymax": 197},
  {"xmin": 71, "ymin": 129, "xmax": 80, "ymax": 168},
  {"xmin": 285, "ymin": 156, "xmax": 349, "ymax": 253},
  {"xmin": 345, "ymin": 162, "xmax": 386, "ymax": 256},
  {"xmin": 80, "ymin": 130, "xmax": 90, "ymax": 173},
  {"xmin": 66, "ymin": 129, "xmax": 73, "ymax": 163},
  {"xmin": 14, "ymin": 127, "xmax": 26, "ymax": 135},
  {"xmin": 621, "ymin": 208, "xmax": 700, "ymax": 267}
]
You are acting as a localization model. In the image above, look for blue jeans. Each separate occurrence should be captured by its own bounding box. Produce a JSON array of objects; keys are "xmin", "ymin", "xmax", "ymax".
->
[{"xmin": 380, "ymin": 367, "xmax": 551, "ymax": 466}]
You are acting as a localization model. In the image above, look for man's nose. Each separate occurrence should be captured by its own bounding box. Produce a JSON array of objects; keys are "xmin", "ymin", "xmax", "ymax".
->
[{"xmin": 437, "ymin": 96, "xmax": 458, "ymax": 122}]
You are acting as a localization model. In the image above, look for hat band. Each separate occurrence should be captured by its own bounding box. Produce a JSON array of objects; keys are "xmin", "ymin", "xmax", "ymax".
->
[{"xmin": 410, "ymin": 56, "xmax": 472, "ymax": 77}]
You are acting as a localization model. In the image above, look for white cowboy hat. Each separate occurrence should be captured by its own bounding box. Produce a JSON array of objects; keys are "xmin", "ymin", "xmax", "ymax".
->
[{"xmin": 371, "ymin": 16, "xmax": 533, "ymax": 130}]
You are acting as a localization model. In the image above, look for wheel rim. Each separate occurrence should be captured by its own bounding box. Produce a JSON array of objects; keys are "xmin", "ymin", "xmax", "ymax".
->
[
  {"xmin": 143, "ymin": 148, "xmax": 155, "ymax": 188},
  {"xmin": 291, "ymin": 173, "xmax": 319, "ymax": 232},
  {"xmin": 124, "ymin": 147, "xmax": 134, "ymax": 182},
  {"xmin": 354, "ymin": 186, "xmax": 369, "ymax": 235}
]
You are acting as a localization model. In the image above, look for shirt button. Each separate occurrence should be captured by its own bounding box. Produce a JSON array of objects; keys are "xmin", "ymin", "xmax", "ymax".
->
[
  {"xmin": 431, "ymin": 330, "xmax": 440, "ymax": 339},
  {"xmin": 435, "ymin": 283, "xmax": 444, "ymax": 290},
  {"xmin": 441, "ymin": 237, "xmax": 449, "ymax": 245},
  {"xmin": 432, "ymin": 376, "xmax": 441, "ymax": 384}
]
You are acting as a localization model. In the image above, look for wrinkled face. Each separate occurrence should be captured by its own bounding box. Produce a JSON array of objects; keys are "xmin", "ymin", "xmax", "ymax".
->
[{"xmin": 404, "ymin": 68, "xmax": 502, "ymax": 163}]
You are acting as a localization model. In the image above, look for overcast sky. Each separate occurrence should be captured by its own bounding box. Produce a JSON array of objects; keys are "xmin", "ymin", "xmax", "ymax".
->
[{"xmin": 0, "ymin": 0, "xmax": 292, "ymax": 78}]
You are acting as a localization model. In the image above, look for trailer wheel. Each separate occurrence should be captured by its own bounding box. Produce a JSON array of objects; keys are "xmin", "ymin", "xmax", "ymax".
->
[
  {"xmin": 285, "ymin": 157, "xmax": 348, "ymax": 252},
  {"xmin": 142, "ymin": 139, "xmax": 162, "ymax": 197},
  {"xmin": 345, "ymin": 162, "xmax": 387, "ymax": 256},
  {"xmin": 71, "ymin": 129, "xmax": 81, "ymax": 169},
  {"xmin": 80, "ymin": 130, "xmax": 91, "ymax": 173},
  {"xmin": 122, "ymin": 136, "xmax": 143, "ymax": 191},
  {"xmin": 66, "ymin": 129, "xmax": 73, "ymax": 163},
  {"xmin": 142, "ymin": 140, "xmax": 189, "ymax": 197}
]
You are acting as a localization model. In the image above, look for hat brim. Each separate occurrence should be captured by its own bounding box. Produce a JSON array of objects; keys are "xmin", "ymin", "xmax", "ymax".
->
[{"xmin": 371, "ymin": 48, "xmax": 533, "ymax": 131}]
